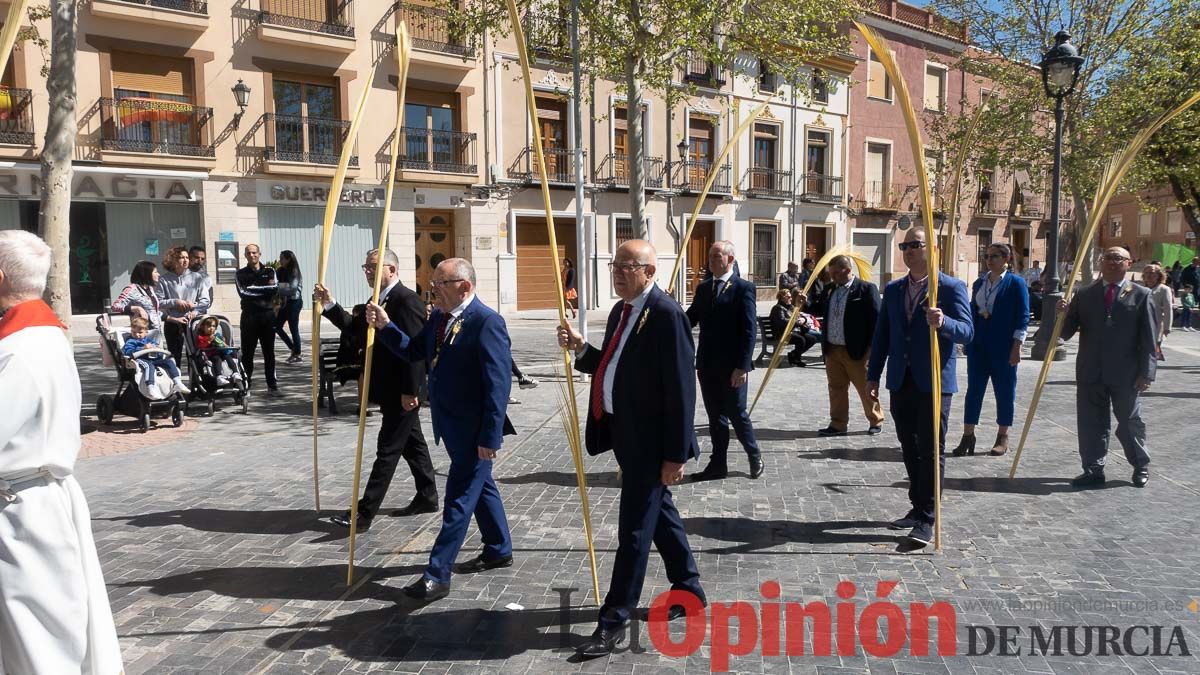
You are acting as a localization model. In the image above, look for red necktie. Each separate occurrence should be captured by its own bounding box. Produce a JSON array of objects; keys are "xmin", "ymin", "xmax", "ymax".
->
[
  {"xmin": 1104, "ymin": 283, "xmax": 1117, "ymax": 314},
  {"xmin": 591, "ymin": 303, "xmax": 634, "ymax": 421}
]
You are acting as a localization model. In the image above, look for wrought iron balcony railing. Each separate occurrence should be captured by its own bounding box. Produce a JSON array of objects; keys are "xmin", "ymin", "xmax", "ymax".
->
[
  {"xmin": 799, "ymin": 173, "xmax": 842, "ymax": 202},
  {"xmin": 508, "ymin": 146, "xmax": 581, "ymax": 184},
  {"xmin": 743, "ymin": 167, "xmax": 792, "ymax": 199},
  {"xmin": 396, "ymin": 3, "xmax": 473, "ymax": 56},
  {"xmin": 99, "ymin": 97, "xmax": 214, "ymax": 157},
  {"xmin": 1012, "ymin": 192, "xmax": 1074, "ymax": 221},
  {"xmin": 521, "ymin": 10, "xmax": 568, "ymax": 57},
  {"xmin": 262, "ymin": 113, "xmax": 358, "ymax": 166},
  {"xmin": 973, "ymin": 189, "xmax": 1009, "ymax": 216},
  {"xmin": 391, "ymin": 127, "xmax": 477, "ymax": 174},
  {"xmin": 673, "ymin": 159, "xmax": 731, "ymax": 193},
  {"xmin": 260, "ymin": 0, "xmax": 353, "ymax": 37},
  {"xmin": 682, "ymin": 54, "xmax": 725, "ymax": 88},
  {"xmin": 595, "ymin": 153, "xmax": 664, "ymax": 189},
  {"xmin": 856, "ymin": 181, "xmax": 917, "ymax": 212},
  {"xmin": 118, "ymin": 0, "xmax": 208, "ymax": 13},
  {"xmin": 0, "ymin": 87, "xmax": 35, "ymax": 145}
]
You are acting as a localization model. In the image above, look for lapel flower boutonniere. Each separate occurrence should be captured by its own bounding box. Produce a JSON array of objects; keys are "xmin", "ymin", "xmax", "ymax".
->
[
  {"xmin": 449, "ymin": 318, "xmax": 464, "ymax": 345},
  {"xmin": 635, "ymin": 307, "xmax": 651, "ymax": 335},
  {"xmin": 1119, "ymin": 284, "xmax": 1133, "ymax": 300}
]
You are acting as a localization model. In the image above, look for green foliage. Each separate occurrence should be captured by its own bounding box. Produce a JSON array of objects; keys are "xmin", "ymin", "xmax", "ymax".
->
[{"xmin": 21, "ymin": 4, "xmax": 51, "ymax": 78}]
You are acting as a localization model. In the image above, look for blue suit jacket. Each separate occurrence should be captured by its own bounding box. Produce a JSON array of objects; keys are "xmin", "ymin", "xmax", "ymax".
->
[
  {"xmin": 377, "ymin": 297, "xmax": 514, "ymax": 454},
  {"xmin": 576, "ymin": 285, "xmax": 700, "ymax": 478},
  {"xmin": 964, "ymin": 272, "xmax": 1029, "ymax": 365},
  {"xmin": 867, "ymin": 271, "xmax": 974, "ymax": 393},
  {"xmin": 685, "ymin": 275, "xmax": 757, "ymax": 372}
]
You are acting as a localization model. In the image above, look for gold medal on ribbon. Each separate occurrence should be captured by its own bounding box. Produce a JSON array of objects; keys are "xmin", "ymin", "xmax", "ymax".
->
[{"xmin": 635, "ymin": 308, "xmax": 650, "ymax": 335}]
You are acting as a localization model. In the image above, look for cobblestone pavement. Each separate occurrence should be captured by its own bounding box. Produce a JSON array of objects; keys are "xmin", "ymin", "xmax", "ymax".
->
[{"xmin": 69, "ymin": 318, "xmax": 1200, "ymax": 674}]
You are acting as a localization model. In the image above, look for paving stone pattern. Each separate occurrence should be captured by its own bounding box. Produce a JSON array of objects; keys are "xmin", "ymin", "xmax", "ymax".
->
[{"xmin": 69, "ymin": 316, "xmax": 1200, "ymax": 674}]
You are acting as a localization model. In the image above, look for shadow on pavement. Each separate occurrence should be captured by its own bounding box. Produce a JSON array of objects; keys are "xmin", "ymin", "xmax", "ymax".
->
[
  {"xmin": 117, "ymin": 563, "xmax": 424, "ymax": 602},
  {"xmin": 496, "ymin": 470, "xmax": 621, "ymax": 489},
  {"xmin": 683, "ymin": 517, "xmax": 896, "ymax": 554},
  {"xmin": 796, "ymin": 446, "xmax": 903, "ymax": 463},
  {"xmin": 99, "ymin": 508, "xmax": 343, "ymax": 538},
  {"xmin": 694, "ymin": 426, "xmax": 821, "ymax": 440}
]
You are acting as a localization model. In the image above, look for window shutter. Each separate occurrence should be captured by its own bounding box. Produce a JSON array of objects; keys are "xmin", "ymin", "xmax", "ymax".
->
[{"xmin": 112, "ymin": 52, "xmax": 192, "ymax": 97}]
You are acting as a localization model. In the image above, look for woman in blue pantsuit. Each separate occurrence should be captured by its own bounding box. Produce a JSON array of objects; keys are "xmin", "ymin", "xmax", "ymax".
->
[{"xmin": 954, "ymin": 243, "xmax": 1030, "ymax": 456}]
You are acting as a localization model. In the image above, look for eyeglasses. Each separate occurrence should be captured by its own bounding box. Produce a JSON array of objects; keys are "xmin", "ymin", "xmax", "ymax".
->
[
  {"xmin": 430, "ymin": 278, "xmax": 465, "ymax": 288},
  {"xmin": 898, "ymin": 241, "xmax": 927, "ymax": 251},
  {"xmin": 608, "ymin": 262, "xmax": 649, "ymax": 273},
  {"xmin": 1102, "ymin": 255, "xmax": 1131, "ymax": 262},
  {"xmin": 361, "ymin": 264, "xmax": 396, "ymax": 272}
]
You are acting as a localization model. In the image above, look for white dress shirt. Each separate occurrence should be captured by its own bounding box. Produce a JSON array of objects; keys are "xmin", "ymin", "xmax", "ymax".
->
[
  {"xmin": 580, "ymin": 282, "xmax": 654, "ymax": 414},
  {"xmin": 827, "ymin": 276, "xmax": 854, "ymax": 346}
]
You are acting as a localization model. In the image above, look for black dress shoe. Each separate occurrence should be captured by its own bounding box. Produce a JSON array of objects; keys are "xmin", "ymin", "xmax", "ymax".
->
[
  {"xmin": 867, "ymin": 425, "xmax": 883, "ymax": 435},
  {"xmin": 455, "ymin": 553, "xmax": 513, "ymax": 574},
  {"xmin": 641, "ymin": 597, "xmax": 709, "ymax": 622},
  {"xmin": 749, "ymin": 458, "xmax": 765, "ymax": 479},
  {"xmin": 402, "ymin": 578, "xmax": 450, "ymax": 601},
  {"xmin": 817, "ymin": 426, "xmax": 848, "ymax": 437},
  {"xmin": 691, "ymin": 464, "xmax": 728, "ymax": 482},
  {"xmin": 1132, "ymin": 468, "xmax": 1149, "ymax": 488},
  {"xmin": 888, "ymin": 510, "xmax": 920, "ymax": 530},
  {"xmin": 1071, "ymin": 471, "xmax": 1106, "ymax": 488},
  {"xmin": 330, "ymin": 510, "xmax": 372, "ymax": 531},
  {"xmin": 906, "ymin": 522, "xmax": 934, "ymax": 546},
  {"xmin": 393, "ymin": 499, "xmax": 439, "ymax": 517},
  {"xmin": 575, "ymin": 625, "xmax": 626, "ymax": 658}
]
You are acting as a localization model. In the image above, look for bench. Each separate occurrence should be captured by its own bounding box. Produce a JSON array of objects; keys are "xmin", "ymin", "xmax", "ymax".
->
[
  {"xmin": 755, "ymin": 316, "xmax": 777, "ymax": 366},
  {"xmin": 317, "ymin": 337, "xmax": 354, "ymax": 415}
]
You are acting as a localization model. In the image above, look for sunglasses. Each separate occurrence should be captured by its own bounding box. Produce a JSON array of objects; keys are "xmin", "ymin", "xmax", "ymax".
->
[{"xmin": 898, "ymin": 241, "xmax": 927, "ymax": 251}]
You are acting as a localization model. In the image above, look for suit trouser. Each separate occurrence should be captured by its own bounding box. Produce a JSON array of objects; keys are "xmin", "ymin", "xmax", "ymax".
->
[
  {"xmin": 239, "ymin": 309, "xmax": 277, "ymax": 389},
  {"xmin": 1076, "ymin": 382, "xmax": 1150, "ymax": 472},
  {"xmin": 890, "ymin": 372, "xmax": 951, "ymax": 525},
  {"xmin": 356, "ymin": 406, "xmax": 437, "ymax": 520},
  {"xmin": 697, "ymin": 368, "xmax": 761, "ymax": 469},
  {"xmin": 599, "ymin": 470, "xmax": 705, "ymax": 630},
  {"xmin": 964, "ymin": 350, "xmax": 1018, "ymax": 426},
  {"xmin": 825, "ymin": 345, "xmax": 885, "ymax": 431},
  {"xmin": 424, "ymin": 449, "xmax": 512, "ymax": 585}
]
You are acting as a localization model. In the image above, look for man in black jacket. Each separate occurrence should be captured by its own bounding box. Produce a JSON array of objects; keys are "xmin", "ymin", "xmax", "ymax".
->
[
  {"xmin": 235, "ymin": 244, "xmax": 278, "ymax": 393},
  {"xmin": 314, "ymin": 248, "xmax": 437, "ymax": 531},
  {"xmin": 686, "ymin": 241, "xmax": 763, "ymax": 482},
  {"xmin": 800, "ymin": 255, "xmax": 885, "ymax": 436}
]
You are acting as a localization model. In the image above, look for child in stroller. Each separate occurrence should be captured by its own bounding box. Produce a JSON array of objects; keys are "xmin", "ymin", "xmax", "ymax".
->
[
  {"xmin": 196, "ymin": 316, "xmax": 243, "ymax": 386},
  {"xmin": 124, "ymin": 317, "xmax": 191, "ymax": 395}
]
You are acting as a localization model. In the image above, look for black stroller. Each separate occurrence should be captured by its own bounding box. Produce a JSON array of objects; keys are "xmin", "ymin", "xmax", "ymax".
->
[
  {"xmin": 184, "ymin": 314, "xmax": 250, "ymax": 415},
  {"xmin": 94, "ymin": 314, "xmax": 185, "ymax": 432}
]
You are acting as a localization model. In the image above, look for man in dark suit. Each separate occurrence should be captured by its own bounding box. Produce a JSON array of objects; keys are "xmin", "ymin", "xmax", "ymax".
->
[
  {"xmin": 867, "ymin": 229, "xmax": 973, "ymax": 547},
  {"xmin": 800, "ymin": 254, "xmax": 885, "ymax": 436},
  {"xmin": 1057, "ymin": 247, "xmax": 1156, "ymax": 488},
  {"xmin": 557, "ymin": 240, "xmax": 706, "ymax": 658},
  {"xmin": 686, "ymin": 241, "xmax": 764, "ymax": 482},
  {"xmin": 367, "ymin": 258, "xmax": 515, "ymax": 601},
  {"xmin": 314, "ymin": 248, "xmax": 437, "ymax": 532}
]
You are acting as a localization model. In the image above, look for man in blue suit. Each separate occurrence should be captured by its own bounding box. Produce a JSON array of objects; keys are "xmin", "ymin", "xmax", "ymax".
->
[
  {"xmin": 366, "ymin": 258, "xmax": 515, "ymax": 601},
  {"xmin": 557, "ymin": 240, "xmax": 706, "ymax": 658},
  {"xmin": 686, "ymin": 241, "xmax": 764, "ymax": 481},
  {"xmin": 867, "ymin": 229, "xmax": 973, "ymax": 547}
]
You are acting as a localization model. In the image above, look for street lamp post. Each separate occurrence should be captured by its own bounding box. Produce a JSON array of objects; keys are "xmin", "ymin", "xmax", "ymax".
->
[
  {"xmin": 673, "ymin": 138, "xmax": 690, "ymax": 298},
  {"xmin": 1031, "ymin": 30, "xmax": 1083, "ymax": 362}
]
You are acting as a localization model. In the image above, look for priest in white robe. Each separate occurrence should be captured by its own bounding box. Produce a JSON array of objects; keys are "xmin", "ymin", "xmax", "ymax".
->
[{"xmin": 0, "ymin": 230, "xmax": 123, "ymax": 674}]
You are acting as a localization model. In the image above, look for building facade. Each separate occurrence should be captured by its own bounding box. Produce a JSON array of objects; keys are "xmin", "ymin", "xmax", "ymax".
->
[{"xmin": 1099, "ymin": 186, "xmax": 1197, "ymax": 269}]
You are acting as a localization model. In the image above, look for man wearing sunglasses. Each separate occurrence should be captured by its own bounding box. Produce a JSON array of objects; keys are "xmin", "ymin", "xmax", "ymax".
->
[
  {"xmin": 314, "ymin": 248, "xmax": 437, "ymax": 534},
  {"xmin": 867, "ymin": 229, "xmax": 973, "ymax": 547},
  {"xmin": 1056, "ymin": 247, "xmax": 1156, "ymax": 489}
]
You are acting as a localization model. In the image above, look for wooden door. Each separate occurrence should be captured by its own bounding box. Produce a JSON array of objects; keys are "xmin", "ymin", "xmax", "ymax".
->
[
  {"xmin": 688, "ymin": 119, "xmax": 714, "ymax": 188},
  {"xmin": 686, "ymin": 220, "xmax": 715, "ymax": 300},
  {"xmin": 1011, "ymin": 228, "xmax": 1029, "ymax": 269},
  {"xmin": 516, "ymin": 217, "xmax": 576, "ymax": 310},
  {"xmin": 536, "ymin": 98, "xmax": 566, "ymax": 179},
  {"xmin": 414, "ymin": 210, "xmax": 454, "ymax": 303},
  {"xmin": 805, "ymin": 226, "xmax": 828, "ymax": 263}
]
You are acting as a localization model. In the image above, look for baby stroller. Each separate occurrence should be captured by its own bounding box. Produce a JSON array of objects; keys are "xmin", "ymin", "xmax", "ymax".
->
[
  {"xmin": 184, "ymin": 314, "xmax": 250, "ymax": 415},
  {"xmin": 94, "ymin": 314, "xmax": 185, "ymax": 432}
]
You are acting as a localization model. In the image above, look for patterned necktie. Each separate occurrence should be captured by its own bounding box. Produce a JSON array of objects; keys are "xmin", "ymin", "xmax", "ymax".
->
[
  {"xmin": 591, "ymin": 303, "xmax": 634, "ymax": 421},
  {"xmin": 1104, "ymin": 283, "xmax": 1118, "ymax": 314},
  {"xmin": 435, "ymin": 313, "xmax": 449, "ymax": 355}
]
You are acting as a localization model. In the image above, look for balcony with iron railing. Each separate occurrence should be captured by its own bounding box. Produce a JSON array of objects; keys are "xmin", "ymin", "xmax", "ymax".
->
[
  {"xmin": 1011, "ymin": 192, "xmax": 1075, "ymax": 221},
  {"xmin": 673, "ymin": 159, "xmax": 731, "ymax": 194},
  {"xmin": 743, "ymin": 167, "xmax": 791, "ymax": 199},
  {"xmin": 973, "ymin": 189, "xmax": 1009, "ymax": 216},
  {"xmin": 522, "ymin": 10, "xmax": 569, "ymax": 58},
  {"xmin": 260, "ymin": 114, "xmax": 358, "ymax": 167},
  {"xmin": 799, "ymin": 173, "xmax": 842, "ymax": 203},
  {"xmin": 385, "ymin": 127, "xmax": 477, "ymax": 174},
  {"xmin": 259, "ymin": 0, "xmax": 355, "ymax": 51},
  {"xmin": 99, "ymin": 97, "xmax": 214, "ymax": 157},
  {"xmin": 91, "ymin": 0, "xmax": 209, "ymax": 28},
  {"xmin": 395, "ymin": 3, "xmax": 474, "ymax": 57},
  {"xmin": 0, "ymin": 88, "xmax": 35, "ymax": 146},
  {"xmin": 856, "ymin": 181, "xmax": 919, "ymax": 212},
  {"xmin": 508, "ymin": 146, "xmax": 582, "ymax": 184},
  {"xmin": 595, "ymin": 154, "xmax": 665, "ymax": 190},
  {"xmin": 682, "ymin": 55, "xmax": 726, "ymax": 88}
]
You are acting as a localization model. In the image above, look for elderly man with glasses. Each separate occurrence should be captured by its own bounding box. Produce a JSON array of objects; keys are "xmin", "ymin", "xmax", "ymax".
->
[
  {"xmin": 314, "ymin": 248, "xmax": 437, "ymax": 533},
  {"xmin": 1056, "ymin": 247, "xmax": 1157, "ymax": 489}
]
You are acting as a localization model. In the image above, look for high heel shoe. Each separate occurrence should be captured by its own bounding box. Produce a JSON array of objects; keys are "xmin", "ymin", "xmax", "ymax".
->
[
  {"xmin": 989, "ymin": 433, "xmax": 1009, "ymax": 456},
  {"xmin": 952, "ymin": 433, "xmax": 976, "ymax": 457}
]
